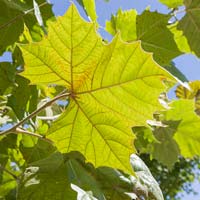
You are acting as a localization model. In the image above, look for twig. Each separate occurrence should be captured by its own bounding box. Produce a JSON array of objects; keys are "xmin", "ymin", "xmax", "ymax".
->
[
  {"xmin": 15, "ymin": 127, "xmax": 53, "ymax": 144},
  {"xmin": 0, "ymin": 92, "xmax": 70, "ymax": 137},
  {"xmin": 0, "ymin": 164, "xmax": 18, "ymax": 180}
]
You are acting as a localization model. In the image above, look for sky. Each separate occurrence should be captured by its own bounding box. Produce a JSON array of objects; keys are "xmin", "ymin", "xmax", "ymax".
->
[{"xmin": 0, "ymin": 0, "xmax": 200, "ymax": 199}]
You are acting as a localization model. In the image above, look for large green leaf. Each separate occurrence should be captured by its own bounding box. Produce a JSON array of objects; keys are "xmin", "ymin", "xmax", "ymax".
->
[
  {"xmin": 20, "ymin": 4, "xmax": 175, "ymax": 174},
  {"xmin": 159, "ymin": 0, "xmax": 183, "ymax": 8},
  {"xmin": 18, "ymin": 152, "xmax": 162, "ymax": 200},
  {"xmin": 136, "ymin": 11, "xmax": 181, "ymax": 65},
  {"xmin": 178, "ymin": 0, "xmax": 200, "ymax": 57}
]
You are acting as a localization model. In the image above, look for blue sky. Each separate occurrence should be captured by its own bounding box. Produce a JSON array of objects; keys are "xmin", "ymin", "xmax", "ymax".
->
[{"xmin": 1, "ymin": 0, "xmax": 200, "ymax": 199}]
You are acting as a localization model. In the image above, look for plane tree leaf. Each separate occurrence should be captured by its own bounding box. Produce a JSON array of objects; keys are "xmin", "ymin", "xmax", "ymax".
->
[
  {"xmin": 136, "ymin": 11, "xmax": 181, "ymax": 65},
  {"xmin": 178, "ymin": 0, "xmax": 200, "ymax": 57},
  {"xmin": 159, "ymin": 0, "xmax": 183, "ymax": 8},
  {"xmin": 20, "ymin": 4, "xmax": 175, "ymax": 174}
]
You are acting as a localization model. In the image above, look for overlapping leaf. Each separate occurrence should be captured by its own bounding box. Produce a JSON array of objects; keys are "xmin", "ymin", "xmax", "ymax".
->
[
  {"xmin": 18, "ymin": 152, "xmax": 163, "ymax": 200},
  {"xmin": 20, "ymin": 4, "xmax": 175, "ymax": 174},
  {"xmin": 178, "ymin": 0, "xmax": 200, "ymax": 57},
  {"xmin": 106, "ymin": 10, "xmax": 181, "ymax": 65},
  {"xmin": 165, "ymin": 100, "xmax": 200, "ymax": 157}
]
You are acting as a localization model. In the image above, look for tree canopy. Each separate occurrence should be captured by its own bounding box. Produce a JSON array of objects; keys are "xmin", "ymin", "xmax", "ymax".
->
[{"xmin": 0, "ymin": 0, "xmax": 200, "ymax": 199}]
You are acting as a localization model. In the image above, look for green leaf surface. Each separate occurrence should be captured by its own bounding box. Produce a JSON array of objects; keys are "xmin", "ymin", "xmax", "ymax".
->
[
  {"xmin": 106, "ymin": 9, "xmax": 137, "ymax": 41},
  {"xmin": 20, "ymin": 4, "xmax": 175, "ymax": 174},
  {"xmin": 0, "ymin": 62, "xmax": 15, "ymax": 95},
  {"xmin": 178, "ymin": 0, "xmax": 200, "ymax": 57},
  {"xmin": 7, "ymin": 76, "xmax": 38, "ymax": 120},
  {"xmin": 159, "ymin": 0, "xmax": 183, "ymax": 8},
  {"xmin": 0, "ymin": 1, "xmax": 23, "ymax": 55},
  {"xmin": 152, "ymin": 121, "xmax": 180, "ymax": 168},
  {"xmin": 165, "ymin": 100, "xmax": 200, "ymax": 157},
  {"xmin": 137, "ymin": 11, "xmax": 181, "ymax": 65},
  {"xmin": 17, "ymin": 153, "xmax": 76, "ymax": 200}
]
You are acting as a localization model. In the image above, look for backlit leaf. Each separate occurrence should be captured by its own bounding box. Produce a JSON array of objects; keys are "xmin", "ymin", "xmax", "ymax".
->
[{"xmin": 20, "ymin": 4, "xmax": 175, "ymax": 174}]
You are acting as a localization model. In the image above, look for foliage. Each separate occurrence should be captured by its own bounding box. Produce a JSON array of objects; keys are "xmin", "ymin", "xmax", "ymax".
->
[{"xmin": 0, "ymin": 0, "xmax": 200, "ymax": 199}]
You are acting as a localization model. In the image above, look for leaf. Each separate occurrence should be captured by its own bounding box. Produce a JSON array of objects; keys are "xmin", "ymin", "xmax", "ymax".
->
[
  {"xmin": 106, "ymin": 10, "xmax": 181, "ymax": 65},
  {"xmin": 151, "ymin": 121, "xmax": 180, "ymax": 168},
  {"xmin": 0, "ymin": 1, "xmax": 24, "ymax": 55},
  {"xmin": 136, "ymin": 11, "xmax": 181, "ymax": 65},
  {"xmin": 18, "ymin": 152, "xmax": 156, "ymax": 200},
  {"xmin": 0, "ymin": 62, "xmax": 15, "ymax": 95},
  {"xmin": 19, "ymin": 136, "xmax": 56, "ymax": 163},
  {"xmin": 106, "ymin": 9, "xmax": 137, "ymax": 41},
  {"xmin": 130, "ymin": 154, "xmax": 164, "ymax": 200},
  {"xmin": 168, "ymin": 23, "xmax": 191, "ymax": 54},
  {"xmin": 176, "ymin": 81, "xmax": 200, "ymax": 115},
  {"xmin": 7, "ymin": 76, "xmax": 38, "ymax": 120},
  {"xmin": 178, "ymin": 0, "xmax": 200, "ymax": 57},
  {"xmin": 159, "ymin": 0, "xmax": 183, "ymax": 8},
  {"xmin": 75, "ymin": 0, "xmax": 97, "ymax": 21},
  {"xmin": 20, "ymin": 4, "xmax": 175, "ymax": 174},
  {"xmin": 165, "ymin": 99, "xmax": 200, "ymax": 157},
  {"xmin": 71, "ymin": 184, "xmax": 98, "ymax": 200},
  {"xmin": 17, "ymin": 153, "xmax": 76, "ymax": 200}
]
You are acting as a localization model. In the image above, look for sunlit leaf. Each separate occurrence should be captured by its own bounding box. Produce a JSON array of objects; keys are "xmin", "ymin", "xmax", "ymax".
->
[{"xmin": 20, "ymin": 4, "xmax": 175, "ymax": 174}]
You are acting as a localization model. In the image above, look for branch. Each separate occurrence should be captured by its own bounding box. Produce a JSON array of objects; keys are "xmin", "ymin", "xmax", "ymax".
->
[
  {"xmin": 0, "ymin": 92, "xmax": 70, "ymax": 137},
  {"xmin": 15, "ymin": 127, "xmax": 53, "ymax": 144}
]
